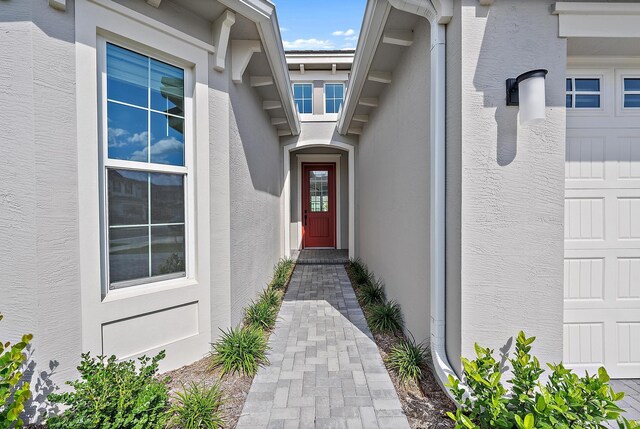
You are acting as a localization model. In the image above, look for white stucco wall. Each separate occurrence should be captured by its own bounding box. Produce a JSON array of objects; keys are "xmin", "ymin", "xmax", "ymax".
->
[
  {"xmin": 1, "ymin": 1, "xmax": 287, "ymax": 422},
  {"xmin": 356, "ymin": 20, "xmax": 432, "ymax": 345},
  {"xmin": 0, "ymin": 0, "xmax": 82, "ymax": 420},
  {"xmin": 452, "ymin": 0, "xmax": 566, "ymax": 368},
  {"xmin": 228, "ymin": 66, "xmax": 283, "ymax": 327}
]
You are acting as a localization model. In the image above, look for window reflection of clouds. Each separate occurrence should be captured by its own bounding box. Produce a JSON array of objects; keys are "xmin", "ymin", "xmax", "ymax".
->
[{"xmin": 106, "ymin": 43, "xmax": 185, "ymax": 167}]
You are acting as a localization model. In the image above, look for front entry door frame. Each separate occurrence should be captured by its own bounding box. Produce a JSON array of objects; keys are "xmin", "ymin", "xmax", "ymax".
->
[
  {"xmin": 297, "ymin": 154, "xmax": 341, "ymax": 249},
  {"xmin": 302, "ymin": 162, "xmax": 337, "ymax": 249}
]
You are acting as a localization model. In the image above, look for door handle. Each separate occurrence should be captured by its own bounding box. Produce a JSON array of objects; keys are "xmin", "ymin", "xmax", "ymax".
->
[{"xmin": 304, "ymin": 214, "xmax": 307, "ymax": 225}]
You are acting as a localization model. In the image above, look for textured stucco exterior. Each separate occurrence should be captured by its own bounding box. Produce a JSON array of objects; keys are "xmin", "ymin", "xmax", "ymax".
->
[
  {"xmin": 228, "ymin": 65, "xmax": 283, "ymax": 327},
  {"xmin": 0, "ymin": 0, "xmax": 82, "ymax": 419},
  {"xmin": 450, "ymin": 0, "xmax": 566, "ymax": 368},
  {"xmin": 356, "ymin": 19, "xmax": 432, "ymax": 345},
  {"xmin": 0, "ymin": 0, "xmax": 288, "ymax": 421}
]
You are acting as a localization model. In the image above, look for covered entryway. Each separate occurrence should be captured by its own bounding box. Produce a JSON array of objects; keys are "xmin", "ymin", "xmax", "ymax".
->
[
  {"xmin": 564, "ymin": 60, "xmax": 640, "ymax": 378},
  {"xmin": 302, "ymin": 163, "xmax": 336, "ymax": 248}
]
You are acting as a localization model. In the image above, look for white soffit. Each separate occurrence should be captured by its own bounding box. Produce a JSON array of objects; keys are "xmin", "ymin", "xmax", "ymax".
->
[{"xmin": 554, "ymin": 2, "xmax": 640, "ymax": 38}]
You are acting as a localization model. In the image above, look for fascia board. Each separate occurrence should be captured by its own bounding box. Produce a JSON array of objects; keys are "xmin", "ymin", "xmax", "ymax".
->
[
  {"xmin": 219, "ymin": 0, "xmax": 301, "ymax": 135},
  {"xmin": 337, "ymin": 0, "xmax": 392, "ymax": 135},
  {"xmin": 553, "ymin": 2, "xmax": 640, "ymax": 15}
]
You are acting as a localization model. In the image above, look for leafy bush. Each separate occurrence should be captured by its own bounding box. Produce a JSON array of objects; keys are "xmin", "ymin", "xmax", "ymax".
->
[
  {"xmin": 0, "ymin": 314, "xmax": 33, "ymax": 429},
  {"xmin": 367, "ymin": 301, "xmax": 403, "ymax": 334},
  {"xmin": 447, "ymin": 331, "xmax": 639, "ymax": 429},
  {"xmin": 210, "ymin": 327, "xmax": 268, "ymax": 376},
  {"xmin": 271, "ymin": 258, "xmax": 294, "ymax": 290},
  {"xmin": 357, "ymin": 280, "xmax": 386, "ymax": 306},
  {"xmin": 258, "ymin": 288, "xmax": 282, "ymax": 309},
  {"xmin": 47, "ymin": 351, "xmax": 169, "ymax": 429},
  {"xmin": 244, "ymin": 299, "xmax": 278, "ymax": 331},
  {"xmin": 386, "ymin": 338, "xmax": 428, "ymax": 384},
  {"xmin": 169, "ymin": 382, "xmax": 224, "ymax": 429}
]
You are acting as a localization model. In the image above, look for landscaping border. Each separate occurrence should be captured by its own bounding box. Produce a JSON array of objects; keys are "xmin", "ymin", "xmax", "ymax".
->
[{"xmin": 345, "ymin": 259, "xmax": 455, "ymax": 429}]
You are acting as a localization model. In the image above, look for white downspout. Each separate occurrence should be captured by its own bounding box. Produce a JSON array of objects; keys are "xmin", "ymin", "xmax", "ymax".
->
[{"xmin": 430, "ymin": 21, "xmax": 457, "ymax": 394}]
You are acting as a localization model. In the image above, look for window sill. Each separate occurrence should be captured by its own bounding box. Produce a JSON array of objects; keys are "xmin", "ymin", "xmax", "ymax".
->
[{"xmin": 102, "ymin": 277, "xmax": 199, "ymax": 303}]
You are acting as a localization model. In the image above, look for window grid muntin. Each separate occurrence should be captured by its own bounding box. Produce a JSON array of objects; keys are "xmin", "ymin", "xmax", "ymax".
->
[
  {"xmin": 566, "ymin": 77, "xmax": 601, "ymax": 109},
  {"xmin": 104, "ymin": 41, "xmax": 189, "ymax": 289},
  {"xmin": 623, "ymin": 77, "xmax": 640, "ymax": 109},
  {"xmin": 106, "ymin": 42, "xmax": 185, "ymax": 166},
  {"xmin": 324, "ymin": 83, "xmax": 344, "ymax": 114},
  {"xmin": 309, "ymin": 170, "xmax": 329, "ymax": 213},
  {"xmin": 293, "ymin": 83, "xmax": 313, "ymax": 114}
]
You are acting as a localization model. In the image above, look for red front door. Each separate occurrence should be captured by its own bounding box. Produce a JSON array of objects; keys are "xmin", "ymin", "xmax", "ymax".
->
[{"xmin": 302, "ymin": 163, "xmax": 336, "ymax": 248}]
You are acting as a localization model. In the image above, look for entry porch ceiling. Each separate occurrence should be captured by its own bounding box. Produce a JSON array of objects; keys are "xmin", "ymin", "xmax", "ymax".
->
[{"xmin": 350, "ymin": 8, "xmax": 419, "ymax": 128}]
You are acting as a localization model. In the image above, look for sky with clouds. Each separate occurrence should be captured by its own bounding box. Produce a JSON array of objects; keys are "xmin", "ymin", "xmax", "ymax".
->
[{"xmin": 274, "ymin": 0, "xmax": 367, "ymax": 51}]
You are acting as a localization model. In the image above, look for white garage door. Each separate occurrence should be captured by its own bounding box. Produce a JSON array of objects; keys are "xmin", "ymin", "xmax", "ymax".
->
[{"xmin": 565, "ymin": 67, "xmax": 640, "ymax": 378}]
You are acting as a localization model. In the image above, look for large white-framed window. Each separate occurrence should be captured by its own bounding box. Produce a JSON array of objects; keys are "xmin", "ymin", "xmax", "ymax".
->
[
  {"xmin": 566, "ymin": 77, "xmax": 602, "ymax": 109},
  {"xmin": 100, "ymin": 39, "xmax": 192, "ymax": 290},
  {"xmin": 293, "ymin": 83, "xmax": 313, "ymax": 114},
  {"xmin": 324, "ymin": 83, "xmax": 344, "ymax": 114}
]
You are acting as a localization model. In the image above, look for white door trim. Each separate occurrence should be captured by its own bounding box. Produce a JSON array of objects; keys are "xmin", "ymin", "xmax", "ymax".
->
[
  {"xmin": 296, "ymin": 154, "xmax": 341, "ymax": 251},
  {"xmin": 283, "ymin": 141, "xmax": 355, "ymax": 259}
]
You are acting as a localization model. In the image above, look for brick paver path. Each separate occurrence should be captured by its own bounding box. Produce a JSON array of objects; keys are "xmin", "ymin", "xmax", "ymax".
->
[
  {"xmin": 236, "ymin": 260, "xmax": 409, "ymax": 429},
  {"xmin": 611, "ymin": 379, "xmax": 640, "ymax": 422}
]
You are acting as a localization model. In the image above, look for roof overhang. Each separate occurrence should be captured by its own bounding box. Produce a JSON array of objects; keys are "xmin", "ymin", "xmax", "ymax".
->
[
  {"xmin": 553, "ymin": 2, "xmax": 640, "ymax": 38},
  {"xmin": 337, "ymin": 0, "xmax": 451, "ymax": 135},
  {"xmin": 218, "ymin": 0, "xmax": 301, "ymax": 135}
]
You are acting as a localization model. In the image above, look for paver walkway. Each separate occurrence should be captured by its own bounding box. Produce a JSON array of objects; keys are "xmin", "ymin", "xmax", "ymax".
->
[
  {"xmin": 611, "ymin": 379, "xmax": 640, "ymax": 422},
  {"xmin": 236, "ymin": 259, "xmax": 409, "ymax": 429}
]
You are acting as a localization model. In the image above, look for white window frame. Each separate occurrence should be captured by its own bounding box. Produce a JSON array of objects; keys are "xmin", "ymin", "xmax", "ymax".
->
[
  {"xmin": 323, "ymin": 82, "xmax": 345, "ymax": 114},
  {"xmin": 619, "ymin": 72, "xmax": 640, "ymax": 111},
  {"xmin": 98, "ymin": 37, "xmax": 195, "ymax": 290},
  {"xmin": 293, "ymin": 82, "xmax": 314, "ymax": 114},
  {"xmin": 566, "ymin": 76, "xmax": 602, "ymax": 110},
  {"xmin": 76, "ymin": 0, "xmax": 214, "ymax": 368}
]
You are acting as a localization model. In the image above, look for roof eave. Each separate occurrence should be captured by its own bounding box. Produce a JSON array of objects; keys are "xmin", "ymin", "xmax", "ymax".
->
[
  {"xmin": 337, "ymin": 0, "xmax": 392, "ymax": 135},
  {"xmin": 218, "ymin": 0, "xmax": 301, "ymax": 136}
]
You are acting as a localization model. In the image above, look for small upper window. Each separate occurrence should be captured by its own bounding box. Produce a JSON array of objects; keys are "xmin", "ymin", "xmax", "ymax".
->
[
  {"xmin": 623, "ymin": 78, "xmax": 640, "ymax": 108},
  {"xmin": 293, "ymin": 83, "xmax": 313, "ymax": 114},
  {"xmin": 325, "ymin": 83, "xmax": 344, "ymax": 114},
  {"xmin": 566, "ymin": 77, "xmax": 601, "ymax": 109}
]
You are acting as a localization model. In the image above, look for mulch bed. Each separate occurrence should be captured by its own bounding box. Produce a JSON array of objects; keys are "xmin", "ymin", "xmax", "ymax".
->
[
  {"xmin": 163, "ymin": 356, "xmax": 253, "ymax": 429},
  {"xmin": 345, "ymin": 264, "xmax": 456, "ymax": 429}
]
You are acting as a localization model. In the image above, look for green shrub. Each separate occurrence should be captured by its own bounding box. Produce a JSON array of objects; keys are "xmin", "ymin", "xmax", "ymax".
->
[
  {"xmin": 210, "ymin": 327, "xmax": 268, "ymax": 376},
  {"xmin": 0, "ymin": 314, "xmax": 33, "ymax": 429},
  {"xmin": 447, "ymin": 331, "xmax": 640, "ymax": 429},
  {"xmin": 258, "ymin": 288, "xmax": 282, "ymax": 309},
  {"xmin": 271, "ymin": 258, "xmax": 294, "ymax": 290},
  {"xmin": 244, "ymin": 299, "xmax": 278, "ymax": 331},
  {"xmin": 47, "ymin": 351, "xmax": 169, "ymax": 429},
  {"xmin": 169, "ymin": 382, "xmax": 224, "ymax": 429},
  {"xmin": 386, "ymin": 338, "xmax": 428, "ymax": 384},
  {"xmin": 367, "ymin": 301, "xmax": 403, "ymax": 334},
  {"xmin": 349, "ymin": 259, "xmax": 372, "ymax": 287},
  {"xmin": 357, "ymin": 280, "xmax": 386, "ymax": 306}
]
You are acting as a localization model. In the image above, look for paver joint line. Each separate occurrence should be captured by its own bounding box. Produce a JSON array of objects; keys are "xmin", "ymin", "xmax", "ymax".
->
[{"xmin": 237, "ymin": 250, "xmax": 409, "ymax": 429}]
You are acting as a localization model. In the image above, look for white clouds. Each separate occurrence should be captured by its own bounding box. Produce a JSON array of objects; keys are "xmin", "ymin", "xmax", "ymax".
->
[
  {"xmin": 280, "ymin": 27, "xmax": 288, "ymax": 33},
  {"xmin": 108, "ymin": 128, "xmax": 148, "ymax": 148},
  {"xmin": 131, "ymin": 136, "xmax": 182, "ymax": 163},
  {"xmin": 283, "ymin": 38, "xmax": 334, "ymax": 50},
  {"xmin": 332, "ymin": 29, "xmax": 356, "ymax": 37}
]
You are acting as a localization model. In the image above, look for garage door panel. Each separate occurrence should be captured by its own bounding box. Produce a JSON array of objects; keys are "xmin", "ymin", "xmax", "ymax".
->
[{"xmin": 566, "ymin": 97, "xmax": 640, "ymax": 378}]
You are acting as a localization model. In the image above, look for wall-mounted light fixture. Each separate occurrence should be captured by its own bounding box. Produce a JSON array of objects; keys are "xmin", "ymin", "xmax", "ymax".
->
[{"xmin": 506, "ymin": 69, "xmax": 548, "ymax": 125}]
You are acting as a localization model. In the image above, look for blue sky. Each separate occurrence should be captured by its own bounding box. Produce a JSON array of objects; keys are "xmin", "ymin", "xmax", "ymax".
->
[{"xmin": 274, "ymin": 0, "xmax": 367, "ymax": 50}]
